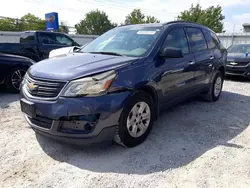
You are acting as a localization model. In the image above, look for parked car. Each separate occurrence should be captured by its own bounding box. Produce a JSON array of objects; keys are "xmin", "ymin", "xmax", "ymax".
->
[
  {"xmin": 0, "ymin": 53, "xmax": 34, "ymax": 92},
  {"xmin": 19, "ymin": 21, "xmax": 226, "ymax": 147},
  {"xmin": 48, "ymin": 43, "xmax": 88, "ymax": 58},
  {"xmin": 225, "ymin": 44, "xmax": 250, "ymax": 78},
  {"xmin": 0, "ymin": 31, "xmax": 80, "ymax": 62}
]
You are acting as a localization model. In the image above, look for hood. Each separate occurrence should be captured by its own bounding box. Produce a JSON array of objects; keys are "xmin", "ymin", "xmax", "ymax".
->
[
  {"xmin": 29, "ymin": 52, "xmax": 138, "ymax": 81},
  {"xmin": 0, "ymin": 52, "xmax": 32, "ymax": 61},
  {"xmin": 227, "ymin": 52, "xmax": 250, "ymax": 62},
  {"xmin": 49, "ymin": 46, "xmax": 77, "ymax": 58}
]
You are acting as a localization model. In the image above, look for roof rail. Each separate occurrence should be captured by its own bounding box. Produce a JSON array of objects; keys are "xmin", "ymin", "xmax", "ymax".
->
[{"xmin": 164, "ymin": 20, "xmax": 197, "ymax": 25}]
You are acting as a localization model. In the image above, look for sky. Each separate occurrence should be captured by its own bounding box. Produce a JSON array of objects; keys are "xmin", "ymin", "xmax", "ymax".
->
[{"xmin": 2, "ymin": 0, "xmax": 250, "ymax": 33}]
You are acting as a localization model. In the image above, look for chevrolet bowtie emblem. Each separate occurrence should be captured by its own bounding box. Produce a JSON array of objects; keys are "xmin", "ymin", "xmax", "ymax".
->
[
  {"xmin": 27, "ymin": 82, "xmax": 38, "ymax": 91},
  {"xmin": 230, "ymin": 62, "xmax": 238, "ymax": 65}
]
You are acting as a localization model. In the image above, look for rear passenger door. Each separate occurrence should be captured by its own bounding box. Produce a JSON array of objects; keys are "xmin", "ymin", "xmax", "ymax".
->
[
  {"xmin": 185, "ymin": 27, "xmax": 214, "ymax": 90},
  {"xmin": 203, "ymin": 29, "xmax": 226, "ymax": 68}
]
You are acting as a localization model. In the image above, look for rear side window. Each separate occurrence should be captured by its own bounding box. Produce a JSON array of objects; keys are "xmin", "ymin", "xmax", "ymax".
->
[
  {"xmin": 211, "ymin": 32, "xmax": 220, "ymax": 45},
  {"xmin": 186, "ymin": 27, "xmax": 207, "ymax": 52},
  {"xmin": 203, "ymin": 29, "xmax": 220, "ymax": 49},
  {"xmin": 38, "ymin": 33, "xmax": 57, "ymax": 45},
  {"xmin": 55, "ymin": 34, "xmax": 73, "ymax": 46},
  {"xmin": 162, "ymin": 28, "xmax": 189, "ymax": 54},
  {"xmin": 38, "ymin": 32, "xmax": 73, "ymax": 46},
  {"xmin": 20, "ymin": 33, "xmax": 36, "ymax": 43}
]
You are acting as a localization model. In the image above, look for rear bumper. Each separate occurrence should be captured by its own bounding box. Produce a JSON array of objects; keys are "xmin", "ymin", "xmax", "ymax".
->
[{"xmin": 225, "ymin": 64, "xmax": 250, "ymax": 77}]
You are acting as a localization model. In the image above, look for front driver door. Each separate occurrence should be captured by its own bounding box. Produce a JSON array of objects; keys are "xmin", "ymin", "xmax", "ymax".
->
[{"xmin": 156, "ymin": 27, "xmax": 196, "ymax": 105}]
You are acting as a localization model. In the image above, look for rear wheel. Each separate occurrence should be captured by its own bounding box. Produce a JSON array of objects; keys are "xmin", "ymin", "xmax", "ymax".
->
[
  {"xmin": 202, "ymin": 71, "xmax": 224, "ymax": 102},
  {"xmin": 5, "ymin": 69, "xmax": 26, "ymax": 93},
  {"xmin": 114, "ymin": 91, "xmax": 154, "ymax": 147}
]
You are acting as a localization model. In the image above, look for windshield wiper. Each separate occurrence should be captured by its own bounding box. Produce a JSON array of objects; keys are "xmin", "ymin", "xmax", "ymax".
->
[{"xmin": 88, "ymin": 51, "xmax": 123, "ymax": 56}]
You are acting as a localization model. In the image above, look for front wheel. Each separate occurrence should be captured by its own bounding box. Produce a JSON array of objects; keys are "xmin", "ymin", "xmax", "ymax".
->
[
  {"xmin": 114, "ymin": 91, "xmax": 155, "ymax": 147},
  {"xmin": 202, "ymin": 71, "xmax": 224, "ymax": 102},
  {"xmin": 5, "ymin": 69, "xmax": 27, "ymax": 93}
]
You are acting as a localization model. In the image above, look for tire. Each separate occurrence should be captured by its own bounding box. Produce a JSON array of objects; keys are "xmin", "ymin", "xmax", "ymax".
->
[
  {"xmin": 114, "ymin": 91, "xmax": 155, "ymax": 147},
  {"xmin": 5, "ymin": 68, "xmax": 27, "ymax": 93},
  {"xmin": 202, "ymin": 71, "xmax": 224, "ymax": 102}
]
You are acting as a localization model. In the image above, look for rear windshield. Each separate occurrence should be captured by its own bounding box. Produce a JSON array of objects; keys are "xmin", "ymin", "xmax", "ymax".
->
[{"xmin": 20, "ymin": 32, "xmax": 36, "ymax": 43}]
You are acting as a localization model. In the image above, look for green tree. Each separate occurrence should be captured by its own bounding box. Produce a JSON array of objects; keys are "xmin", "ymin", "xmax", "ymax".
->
[
  {"xmin": 19, "ymin": 13, "xmax": 45, "ymax": 31},
  {"xmin": 0, "ymin": 17, "xmax": 20, "ymax": 31},
  {"xmin": 75, "ymin": 9, "xmax": 116, "ymax": 35},
  {"xmin": 59, "ymin": 21, "xmax": 69, "ymax": 33},
  {"xmin": 145, "ymin": 16, "xmax": 160, "ymax": 23},
  {"xmin": 178, "ymin": 4, "xmax": 224, "ymax": 33},
  {"xmin": 124, "ymin": 9, "xmax": 160, "ymax": 24}
]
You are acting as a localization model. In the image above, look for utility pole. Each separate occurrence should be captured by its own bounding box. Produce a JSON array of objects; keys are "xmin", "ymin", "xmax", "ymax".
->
[
  {"xmin": 232, "ymin": 24, "xmax": 235, "ymax": 46},
  {"xmin": 233, "ymin": 24, "xmax": 235, "ymax": 33}
]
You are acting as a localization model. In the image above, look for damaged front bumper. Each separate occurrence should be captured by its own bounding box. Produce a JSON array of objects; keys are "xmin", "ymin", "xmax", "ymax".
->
[{"xmin": 20, "ymin": 90, "xmax": 132, "ymax": 145}]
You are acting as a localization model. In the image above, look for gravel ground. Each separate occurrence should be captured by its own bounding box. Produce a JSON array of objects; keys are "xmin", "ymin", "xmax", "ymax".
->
[{"xmin": 0, "ymin": 78, "xmax": 250, "ymax": 188}]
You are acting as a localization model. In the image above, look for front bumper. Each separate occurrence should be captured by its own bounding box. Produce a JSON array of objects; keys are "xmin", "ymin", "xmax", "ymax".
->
[
  {"xmin": 225, "ymin": 64, "xmax": 250, "ymax": 77},
  {"xmin": 20, "ymin": 89, "xmax": 132, "ymax": 145}
]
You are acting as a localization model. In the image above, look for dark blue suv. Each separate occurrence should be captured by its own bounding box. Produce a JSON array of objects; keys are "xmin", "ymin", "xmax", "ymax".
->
[{"xmin": 20, "ymin": 21, "xmax": 227, "ymax": 147}]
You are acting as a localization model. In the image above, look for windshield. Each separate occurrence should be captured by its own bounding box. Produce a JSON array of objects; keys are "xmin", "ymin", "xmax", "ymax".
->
[
  {"xmin": 80, "ymin": 26, "xmax": 163, "ymax": 57},
  {"xmin": 228, "ymin": 44, "xmax": 250, "ymax": 53}
]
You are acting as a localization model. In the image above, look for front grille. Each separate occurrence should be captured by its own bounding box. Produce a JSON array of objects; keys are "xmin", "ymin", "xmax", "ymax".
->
[
  {"xmin": 226, "ymin": 70, "xmax": 245, "ymax": 75},
  {"xmin": 24, "ymin": 74, "xmax": 66, "ymax": 99},
  {"xmin": 28, "ymin": 115, "xmax": 53, "ymax": 129},
  {"xmin": 227, "ymin": 61, "xmax": 250, "ymax": 67}
]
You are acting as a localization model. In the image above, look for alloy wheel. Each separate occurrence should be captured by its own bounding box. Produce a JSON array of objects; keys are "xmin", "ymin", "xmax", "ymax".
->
[
  {"xmin": 11, "ymin": 69, "xmax": 26, "ymax": 90},
  {"xmin": 214, "ymin": 76, "xmax": 222, "ymax": 97},
  {"xmin": 126, "ymin": 101, "xmax": 151, "ymax": 138}
]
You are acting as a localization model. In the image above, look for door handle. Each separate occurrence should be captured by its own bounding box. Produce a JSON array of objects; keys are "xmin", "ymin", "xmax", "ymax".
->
[
  {"xmin": 210, "ymin": 56, "xmax": 214, "ymax": 60},
  {"xmin": 188, "ymin": 61, "xmax": 195, "ymax": 65}
]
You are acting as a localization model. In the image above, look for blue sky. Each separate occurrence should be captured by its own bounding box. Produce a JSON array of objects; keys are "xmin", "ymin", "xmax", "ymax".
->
[{"xmin": 1, "ymin": 0, "xmax": 250, "ymax": 33}]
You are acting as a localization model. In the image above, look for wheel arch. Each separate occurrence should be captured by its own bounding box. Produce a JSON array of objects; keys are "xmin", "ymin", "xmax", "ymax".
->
[
  {"xmin": 138, "ymin": 85, "xmax": 159, "ymax": 121},
  {"xmin": 218, "ymin": 66, "xmax": 225, "ymax": 78}
]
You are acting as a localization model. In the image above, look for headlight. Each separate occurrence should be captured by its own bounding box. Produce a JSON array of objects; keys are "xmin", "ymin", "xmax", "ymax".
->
[{"xmin": 61, "ymin": 70, "xmax": 117, "ymax": 97}]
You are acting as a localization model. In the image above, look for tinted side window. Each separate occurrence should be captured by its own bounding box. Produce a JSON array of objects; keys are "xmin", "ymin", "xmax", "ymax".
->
[
  {"xmin": 38, "ymin": 33, "xmax": 57, "ymax": 45},
  {"xmin": 186, "ymin": 27, "xmax": 207, "ymax": 52},
  {"xmin": 211, "ymin": 32, "xmax": 220, "ymax": 46},
  {"xmin": 20, "ymin": 33, "xmax": 35, "ymax": 43},
  {"xmin": 55, "ymin": 34, "xmax": 73, "ymax": 46},
  {"xmin": 162, "ymin": 28, "xmax": 189, "ymax": 54},
  {"xmin": 203, "ymin": 29, "xmax": 220, "ymax": 49}
]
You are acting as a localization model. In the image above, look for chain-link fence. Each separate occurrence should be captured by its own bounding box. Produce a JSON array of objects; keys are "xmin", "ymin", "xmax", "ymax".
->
[{"xmin": 217, "ymin": 33, "xmax": 250, "ymax": 48}]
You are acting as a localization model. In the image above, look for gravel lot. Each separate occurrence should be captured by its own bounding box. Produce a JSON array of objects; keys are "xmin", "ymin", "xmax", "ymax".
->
[{"xmin": 1, "ymin": 78, "xmax": 250, "ymax": 188}]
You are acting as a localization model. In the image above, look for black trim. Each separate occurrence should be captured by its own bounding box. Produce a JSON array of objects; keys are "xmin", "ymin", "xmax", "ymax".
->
[{"xmin": 32, "ymin": 125, "xmax": 117, "ymax": 146}]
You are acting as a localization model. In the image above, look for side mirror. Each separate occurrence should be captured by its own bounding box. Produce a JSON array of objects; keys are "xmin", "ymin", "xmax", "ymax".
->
[
  {"xmin": 72, "ymin": 46, "xmax": 81, "ymax": 52},
  {"xmin": 159, "ymin": 47, "xmax": 183, "ymax": 58}
]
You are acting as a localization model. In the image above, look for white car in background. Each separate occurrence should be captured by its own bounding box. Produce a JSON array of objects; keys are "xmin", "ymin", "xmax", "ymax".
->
[{"xmin": 49, "ymin": 44, "xmax": 87, "ymax": 58}]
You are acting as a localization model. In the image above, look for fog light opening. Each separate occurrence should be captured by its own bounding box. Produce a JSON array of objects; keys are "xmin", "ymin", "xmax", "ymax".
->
[
  {"xmin": 84, "ymin": 123, "xmax": 94, "ymax": 131},
  {"xmin": 59, "ymin": 121, "xmax": 96, "ymax": 133}
]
